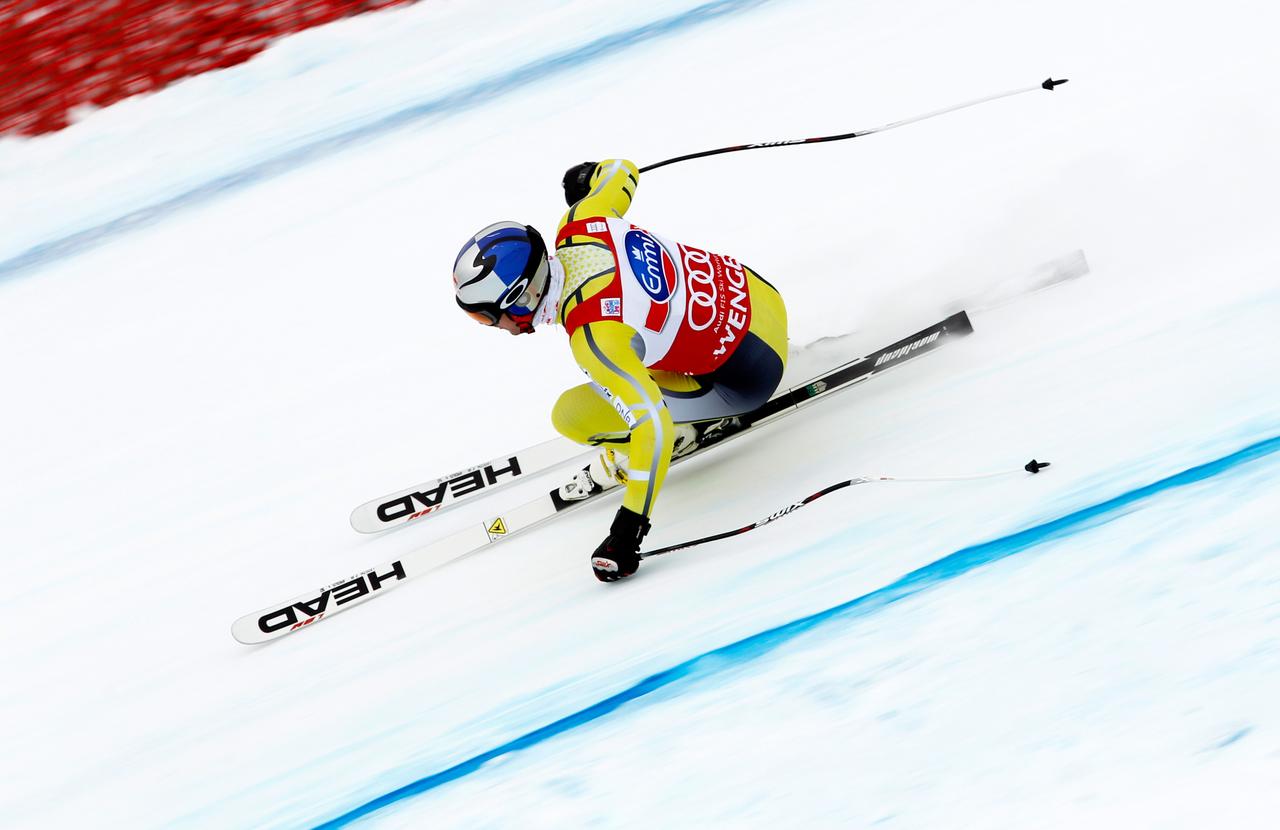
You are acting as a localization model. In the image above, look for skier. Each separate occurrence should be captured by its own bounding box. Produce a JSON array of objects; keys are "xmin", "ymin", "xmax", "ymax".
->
[{"xmin": 452, "ymin": 159, "xmax": 788, "ymax": 581}]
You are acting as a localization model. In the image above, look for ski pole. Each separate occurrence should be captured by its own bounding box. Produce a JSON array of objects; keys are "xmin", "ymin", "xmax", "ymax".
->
[
  {"xmin": 638, "ymin": 78, "xmax": 1068, "ymax": 174},
  {"xmin": 640, "ymin": 459, "xmax": 1051, "ymax": 559}
]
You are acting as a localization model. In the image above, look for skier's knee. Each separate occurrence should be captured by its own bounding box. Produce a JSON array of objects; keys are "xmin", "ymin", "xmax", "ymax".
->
[{"xmin": 552, "ymin": 383, "xmax": 630, "ymax": 445}]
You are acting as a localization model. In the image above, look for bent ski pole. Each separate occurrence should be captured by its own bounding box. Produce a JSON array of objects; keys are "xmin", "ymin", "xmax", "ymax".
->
[
  {"xmin": 640, "ymin": 459, "xmax": 1051, "ymax": 559},
  {"xmin": 639, "ymin": 78, "xmax": 1068, "ymax": 173}
]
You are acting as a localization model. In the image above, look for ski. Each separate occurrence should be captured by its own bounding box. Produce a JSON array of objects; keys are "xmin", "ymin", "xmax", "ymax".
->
[
  {"xmin": 232, "ymin": 311, "xmax": 973, "ymax": 644},
  {"xmin": 349, "ymin": 436, "xmax": 586, "ymax": 534}
]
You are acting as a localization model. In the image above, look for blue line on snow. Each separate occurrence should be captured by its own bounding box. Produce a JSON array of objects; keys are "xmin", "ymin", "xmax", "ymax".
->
[
  {"xmin": 0, "ymin": 0, "xmax": 774, "ymax": 283},
  {"xmin": 310, "ymin": 433, "xmax": 1280, "ymax": 829},
  {"xmin": 1211, "ymin": 727, "xmax": 1253, "ymax": 750}
]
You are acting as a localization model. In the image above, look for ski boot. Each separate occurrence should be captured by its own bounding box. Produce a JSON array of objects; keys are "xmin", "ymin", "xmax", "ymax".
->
[
  {"xmin": 557, "ymin": 447, "xmax": 629, "ymax": 502},
  {"xmin": 692, "ymin": 416, "xmax": 743, "ymax": 449},
  {"xmin": 557, "ymin": 419, "xmax": 733, "ymax": 503}
]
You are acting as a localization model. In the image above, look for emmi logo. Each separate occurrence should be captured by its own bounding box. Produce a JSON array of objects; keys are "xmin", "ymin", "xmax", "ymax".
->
[
  {"xmin": 377, "ymin": 458, "xmax": 522, "ymax": 523},
  {"xmin": 258, "ymin": 562, "xmax": 407, "ymax": 633},
  {"xmin": 873, "ymin": 332, "xmax": 940, "ymax": 367}
]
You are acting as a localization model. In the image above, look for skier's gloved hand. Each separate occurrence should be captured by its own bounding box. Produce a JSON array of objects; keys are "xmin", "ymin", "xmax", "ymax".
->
[
  {"xmin": 562, "ymin": 161, "xmax": 598, "ymax": 206},
  {"xmin": 591, "ymin": 506, "xmax": 650, "ymax": 582}
]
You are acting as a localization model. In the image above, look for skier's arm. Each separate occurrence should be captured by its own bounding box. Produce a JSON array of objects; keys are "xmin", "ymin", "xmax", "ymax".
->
[
  {"xmin": 568, "ymin": 320, "xmax": 674, "ymax": 518},
  {"xmin": 560, "ymin": 159, "xmax": 641, "ymax": 227}
]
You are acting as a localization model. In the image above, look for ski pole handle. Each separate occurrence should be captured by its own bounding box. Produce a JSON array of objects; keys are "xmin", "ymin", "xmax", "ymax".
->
[{"xmin": 638, "ymin": 77, "xmax": 1068, "ymax": 174}]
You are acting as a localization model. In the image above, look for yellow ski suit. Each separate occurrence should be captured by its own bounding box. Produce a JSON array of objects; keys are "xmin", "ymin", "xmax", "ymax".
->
[{"xmin": 550, "ymin": 159, "xmax": 788, "ymax": 519}]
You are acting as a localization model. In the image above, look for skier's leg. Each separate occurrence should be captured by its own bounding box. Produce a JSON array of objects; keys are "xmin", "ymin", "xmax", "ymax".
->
[
  {"xmin": 552, "ymin": 380, "xmax": 698, "ymax": 498},
  {"xmin": 551, "ymin": 382, "xmax": 631, "ymax": 447},
  {"xmin": 550, "ymin": 383, "xmax": 635, "ymax": 498}
]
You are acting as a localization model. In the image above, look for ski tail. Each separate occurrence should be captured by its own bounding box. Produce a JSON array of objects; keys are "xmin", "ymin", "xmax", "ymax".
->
[{"xmin": 749, "ymin": 310, "xmax": 972, "ymax": 425}]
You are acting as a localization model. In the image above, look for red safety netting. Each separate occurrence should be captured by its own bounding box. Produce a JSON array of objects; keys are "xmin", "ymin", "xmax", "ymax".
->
[{"xmin": 0, "ymin": 0, "xmax": 418, "ymax": 137}]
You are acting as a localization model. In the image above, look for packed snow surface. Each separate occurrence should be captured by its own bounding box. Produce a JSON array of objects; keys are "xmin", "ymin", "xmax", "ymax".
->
[{"xmin": 2, "ymin": 0, "xmax": 1278, "ymax": 827}]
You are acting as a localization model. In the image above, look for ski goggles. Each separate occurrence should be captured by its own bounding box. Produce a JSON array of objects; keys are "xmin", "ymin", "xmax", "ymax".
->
[
  {"xmin": 462, "ymin": 306, "xmax": 502, "ymax": 326},
  {"xmin": 459, "ymin": 304, "xmax": 536, "ymax": 333}
]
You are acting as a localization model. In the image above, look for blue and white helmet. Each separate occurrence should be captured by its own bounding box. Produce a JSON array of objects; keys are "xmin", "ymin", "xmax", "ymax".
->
[{"xmin": 453, "ymin": 222, "xmax": 549, "ymax": 328}]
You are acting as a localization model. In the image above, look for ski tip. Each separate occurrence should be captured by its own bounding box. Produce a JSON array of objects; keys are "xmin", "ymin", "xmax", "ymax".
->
[
  {"xmin": 1025, "ymin": 459, "xmax": 1051, "ymax": 473},
  {"xmin": 231, "ymin": 622, "xmax": 266, "ymax": 646},
  {"xmin": 1042, "ymin": 77, "xmax": 1069, "ymax": 91}
]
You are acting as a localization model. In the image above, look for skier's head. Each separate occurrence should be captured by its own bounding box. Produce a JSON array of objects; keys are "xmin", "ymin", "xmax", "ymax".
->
[{"xmin": 453, "ymin": 221, "xmax": 549, "ymax": 335}]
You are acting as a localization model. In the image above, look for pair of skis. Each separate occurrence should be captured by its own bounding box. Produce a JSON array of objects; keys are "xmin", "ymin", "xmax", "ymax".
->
[{"xmin": 231, "ymin": 311, "xmax": 974, "ymax": 644}]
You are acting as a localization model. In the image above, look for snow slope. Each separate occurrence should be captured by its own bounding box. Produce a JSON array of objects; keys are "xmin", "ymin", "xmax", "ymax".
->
[
  {"xmin": 345, "ymin": 439, "xmax": 1280, "ymax": 829},
  {"xmin": 2, "ymin": 0, "xmax": 1278, "ymax": 827}
]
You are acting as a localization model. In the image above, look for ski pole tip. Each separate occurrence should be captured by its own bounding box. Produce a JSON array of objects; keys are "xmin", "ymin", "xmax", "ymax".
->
[
  {"xmin": 1025, "ymin": 459, "xmax": 1051, "ymax": 473},
  {"xmin": 1042, "ymin": 77, "xmax": 1069, "ymax": 90}
]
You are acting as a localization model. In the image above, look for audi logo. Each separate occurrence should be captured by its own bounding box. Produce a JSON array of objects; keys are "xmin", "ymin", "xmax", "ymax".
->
[{"xmin": 682, "ymin": 247, "xmax": 719, "ymax": 331}]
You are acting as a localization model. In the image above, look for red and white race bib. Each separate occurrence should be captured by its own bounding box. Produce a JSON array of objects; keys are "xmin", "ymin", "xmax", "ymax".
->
[{"xmin": 560, "ymin": 217, "xmax": 752, "ymax": 375}]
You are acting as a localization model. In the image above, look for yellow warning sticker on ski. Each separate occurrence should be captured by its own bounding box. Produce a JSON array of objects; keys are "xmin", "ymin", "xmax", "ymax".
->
[{"xmin": 486, "ymin": 517, "xmax": 508, "ymax": 538}]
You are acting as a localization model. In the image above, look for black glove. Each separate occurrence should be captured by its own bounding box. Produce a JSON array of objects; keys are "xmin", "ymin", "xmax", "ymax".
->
[
  {"xmin": 562, "ymin": 161, "xmax": 598, "ymax": 206},
  {"xmin": 591, "ymin": 506, "xmax": 651, "ymax": 582}
]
